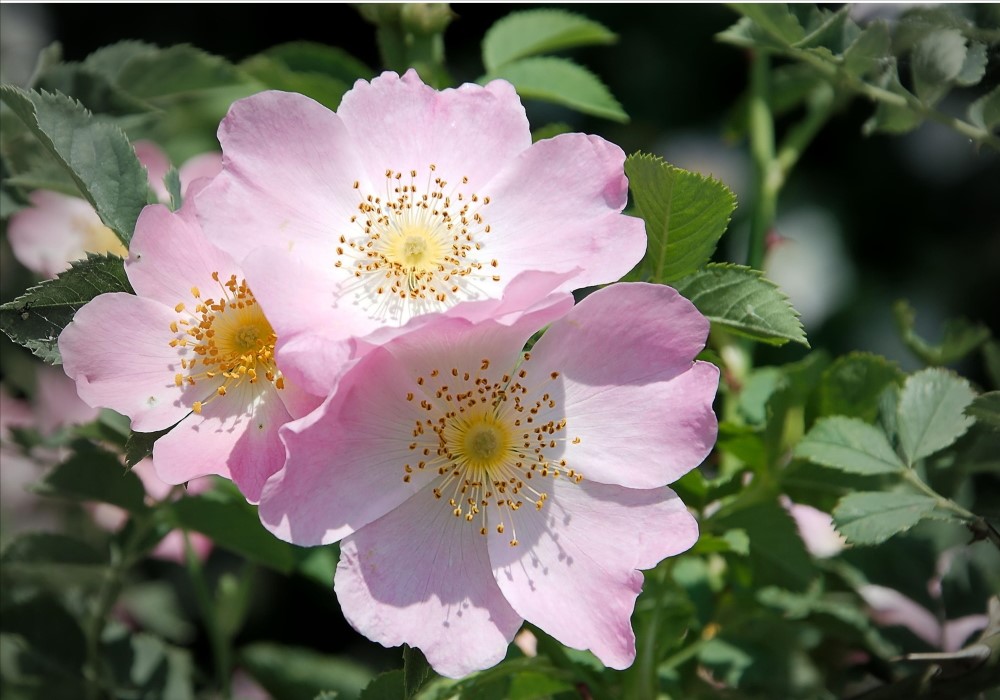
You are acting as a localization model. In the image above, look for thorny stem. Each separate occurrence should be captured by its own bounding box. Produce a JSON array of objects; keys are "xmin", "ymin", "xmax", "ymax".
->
[
  {"xmin": 746, "ymin": 50, "xmax": 777, "ymax": 273},
  {"xmin": 900, "ymin": 468, "xmax": 1000, "ymax": 551}
]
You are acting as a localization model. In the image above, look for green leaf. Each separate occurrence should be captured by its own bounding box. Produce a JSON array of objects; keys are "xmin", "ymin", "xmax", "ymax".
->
[
  {"xmin": 892, "ymin": 299, "xmax": 991, "ymax": 366},
  {"xmin": 32, "ymin": 63, "xmax": 153, "ymax": 115},
  {"xmin": 239, "ymin": 643, "xmax": 373, "ymax": 700},
  {"xmin": 818, "ymin": 352, "xmax": 904, "ymax": 421},
  {"xmin": 955, "ymin": 41, "xmax": 988, "ymax": 86},
  {"xmin": 0, "ymin": 594, "xmax": 88, "ymax": 676},
  {"xmin": 1, "ymin": 532, "xmax": 104, "ymax": 567},
  {"xmin": 966, "ymin": 391, "xmax": 1000, "ymax": 430},
  {"xmin": 483, "ymin": 57, "xmax": 628, "ymax": 123},
  {"xmin": 727, "ymin": 4, "xmax": 806, "ymax": 45},
  {"xmin": 863, "ymin": 62, "xmax": 923, "ymax": 136},
  {"xmin": 795, "ymin": 416, "xmax": 904, "ymax": 475},
  {"xmin": 793, "ymin": 6, "xmax": 852, "ymax": 52},
  {"xmin": 968, "ymin": 86, "xmax": 1000, "ymax": 134},
  {"xmin": 673, "ymin": 263, "xmax": 808, "ymax": 347},
  {"xmin": 240, "ymin": 55, "xmax": 350, "ymax": 111},
  {"xmin": 623, "ymin": 153, "xmax": 737, "ymax": 284},
  {"xmin": 482, "ymin": 9, "xmax": 616, "ymax": 72},
  {"xmin": 261, "ymin": 41, "xmax": 372, "ymax": 83},
  {"xmin": 168, "ymin": 491, "xmax": 299, "ymax": 573},
  {"xmin": 897, "ymin": 368, "xmax": 976, "ymax": 464},
  {"xmin": 403, "ymin": 645, "xmax": 433, "ymax": 698},
  {"xmin": 833, "ymin": 492, "xmax": 938, "ymax": 545},
  {"xmin": 0, "ymin": 86, "xmax": 150, "ymax": 244},
  {"xmin": 35, "ymin": 439, "xmax": 147, "ymax": 513},
  {"xmin": 115, "ymin": 44, "xmax": 248, "ymax": 101},
  {"xmin": 714, "ymin": 501, "xmax": 816, "ymax": 590},
  {"xmin": 911, "ymin": 28, "xmax": 967, "ymax": 105},
  {"xmin": 842, "ymin": 20, "xmax": 891, "ymax": 78},
  {"xmin": 530, "ymin": 122, "xmax": 572, "ymax": 142},
  {"xmin": 164, "ymin": 167, "xmax": 182, "ymax": 211},
  {"xmin": 124, "ymin": 426, "xmax": 173, "ymax": 468},
  {"xmin": 359, "ymin": 670, "xmax": 405, "ymax": 700},
  {"xmin": 102, "ymin": 630, "xmax": 194, "ymax": 700},
  {"xmin": 0, "ymin": 253, "xmax": 132, "ymax": 364}
]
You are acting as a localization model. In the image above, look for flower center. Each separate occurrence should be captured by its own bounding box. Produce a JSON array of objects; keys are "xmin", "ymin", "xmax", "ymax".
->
[
  {"xmin": 336, "ymin": 165, "xmax": 498, "ymax": 323},
  {"xmin": 169, "ymin": 272, "xmax": 284, "ymax": 414},
  {"xmin": 402, "ymin": 354, "xmax": 582, "ymax": 547}
]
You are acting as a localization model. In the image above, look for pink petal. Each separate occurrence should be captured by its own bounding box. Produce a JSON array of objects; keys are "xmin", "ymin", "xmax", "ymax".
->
[
  {"xmin": 858, "ymin": 584, "xmax": 942, "ymax": 648},
  {"xmin": 942, "ymin": 614, "xmax": 988, "ymax": 652},
  {"xmin": 489, "ymin": 479, "xmax": 697, "ymax": 669},
  {"xmin": 335, "ymin": 485, "xmax": 523, "ymax": 678},
  {"xmin": 178, "ymin": 152, "xmax": 222, "ymax": 194},
  {"xmin": 125, "ymin": 204, "xmax": 241, "ymax": 310},
  {"xmin": 239, "ymin": 246, "xmax": 375, "ymax": 396},
  {"xmin": 7, "ymin": 190, "xmax": 126, "ymax": 277},
  {"xmin": 337, "ymin": 70, "xmax": 531, "ymax": 192},
  {"xmin": 59, "ymin": 293, "xmax": 192, "ymax": 431},
  {"xmin": 152, "ymin": 381, "xmax": 290, "ymax": 503},
  {"xmin": 258, "ymin": 346, "xmax": 428, "ymax": 545},
  {"xmin": 529, "ymin": 283, "xmax": 718, "ymax": 488},
  {"xmin": 196, "ymin": 90, "xmax": 364, "ymax": 261},
  {"xmin": 481, "ymin": 134, "xmax": 647, "ymax": 293}
]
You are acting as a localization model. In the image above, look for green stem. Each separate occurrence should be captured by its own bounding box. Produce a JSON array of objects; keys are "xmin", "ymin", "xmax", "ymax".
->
[
  {"xmin": 184, "ymin": 531, "xmax": 232, "ymax": 698},
  {"xmin": 900, "ymin": 469, "xmax": 1000, "ymax": 550},
  {"xmin": 747, "ymin": 50, "xmax": 777, "ymax": 272}
]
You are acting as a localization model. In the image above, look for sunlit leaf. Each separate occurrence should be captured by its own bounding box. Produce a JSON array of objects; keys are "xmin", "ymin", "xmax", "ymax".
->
[
  {"xmin": 624, "ymin": 153, "xmax": 736, "ymax": 284},
  {"xmin": 483, "ymin": 56, "xmax": 628, "ymax": 122},
  {"xmin": 482, "ymin": 8, "xmax": 616, "ymax": 72},
  {"xmin": 897, "ymin": 368, "xmax": 976, "ymax": 465},
  {"xmin": 833, "ymin": 492, "xmax": 938, "ymax": 545},
  {"xmin": 795, "ymin": 416, "xmax": 904, "ymax": 475},
  {"xmin": 674, "ymin": 263, "xmax": 808, "ymax": 347}
]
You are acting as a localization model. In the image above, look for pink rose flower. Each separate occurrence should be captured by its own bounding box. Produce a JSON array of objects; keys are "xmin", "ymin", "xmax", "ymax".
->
[
  {"xmin": 196, "ymin": 69, "xmax": 646, "ymax": 395},
  {"xmin": 258, "ymin": 283, "xmax": 719, "ymax": 677},
  {"xmin": 7, "ymin": 142, "xmax": 221, "ymax": 277},
  {"xmin": 58, "ymin": 200, "xmax": 321, "ymax": 502}
]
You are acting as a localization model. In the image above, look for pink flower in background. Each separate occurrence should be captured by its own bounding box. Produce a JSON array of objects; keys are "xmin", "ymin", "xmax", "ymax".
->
[
  {"xmin": 58, "ymin": 199, "xmax": 320, "ymax": 502},
  {"xmin": 259, "ymin": 283, "xmax": 718, "ymax": 677},
  {"xmin": 857, "ymin": 584, "xmax": 988, "ymax": 652},
  {"xmin": 196, "ymin": 69, "xmax": 646, "ymax": 395},
  {"xmin": 781, "ymin": 496, "xmax": 847, "ymax": 559},
  {"xmin": 6, "ymin": 141, "xmax": 221, "ymax": 277},
  {"xmin": 0, "ymin": 366, "xmax": 100, "ymax": 540}
]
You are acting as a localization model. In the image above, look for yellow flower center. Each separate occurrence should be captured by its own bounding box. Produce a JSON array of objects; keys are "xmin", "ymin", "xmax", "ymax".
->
[
  {"xmin": 336, "ymin": 165, "xmax": 499, "ymax": 322},
  {"xmin": 402, "ymin": 354, "xmax": 582, "ymax": 547},
  {"xmin": 169, "ymin": 272, "xmax": 283, "ymax": 414}
]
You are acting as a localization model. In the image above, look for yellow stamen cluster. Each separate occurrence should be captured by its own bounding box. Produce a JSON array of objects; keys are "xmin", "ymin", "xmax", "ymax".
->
[
  {"xmin": 337, "ymin": 166, "xmax": 497, "ymax": 319},
  {"xmin": 402, "ymin": 355, "xmax": 581, "ymax": 547},
  {"xmin": 169, "ymin": 272, "xmax": 283, "ymax": 414}
]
